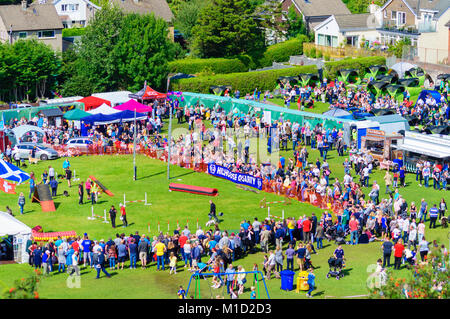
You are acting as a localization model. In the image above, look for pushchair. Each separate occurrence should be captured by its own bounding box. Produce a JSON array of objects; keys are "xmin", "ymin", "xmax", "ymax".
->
[{"xmin": 327, "ymin": 257, "xmax": 345, "ymax": 280}]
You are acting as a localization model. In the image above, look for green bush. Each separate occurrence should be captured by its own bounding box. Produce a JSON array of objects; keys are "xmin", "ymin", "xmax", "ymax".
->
[
  {"xmin": 170, "ymin": 64, "xmax": 318, "ymax": 94},
  {"xmin": 62, "ymin": 27, "xmax": 86, "ymax": 37},
  {"xmin": 324, "ymin": 56, "xmax": 386, "ymax": 80},
  {"xmin": 317, "ymin": 50, "xmax": 323, "ymax": 59},
  {"xmin": 168, "ymin": 57, "xmax": 249, "ymax": 75},
  {"xmin": 257, "ymin": 35, "xmax": 309, "ymax": 68},
  {"xmin": 310, "ymin": 47, "xmax": 317, "ymax": 58},
  {"xmin": 324, "ymin": 54, "xmax": 331, "ymax": 61}
]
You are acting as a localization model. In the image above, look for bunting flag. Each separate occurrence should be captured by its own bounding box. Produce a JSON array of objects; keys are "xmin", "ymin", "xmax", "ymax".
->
[{"xmin": 0, "ymin": 178, "xmax": 16, "ymax": 194}]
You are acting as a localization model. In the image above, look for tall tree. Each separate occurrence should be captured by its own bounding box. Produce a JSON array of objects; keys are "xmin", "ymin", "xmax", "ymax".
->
[
  {"xmin": 284, "ymin": 6, "xmax": 307, "ymax": 39},
  {"xmin": 113, "ymin": 13, "xmax": 176, "ymax": 92},
  {"xmin": 191, "ymin": 0, "xmax": 265, "ymax": 58},
  {"xmin": 174, "ymin": 0, "xmax": 210, "ymax": 41}
]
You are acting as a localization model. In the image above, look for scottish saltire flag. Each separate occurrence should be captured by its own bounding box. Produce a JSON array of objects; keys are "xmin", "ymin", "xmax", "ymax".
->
[{"xmin": 0, "ymin": 159, "xmax": 30, "ymax": 184}]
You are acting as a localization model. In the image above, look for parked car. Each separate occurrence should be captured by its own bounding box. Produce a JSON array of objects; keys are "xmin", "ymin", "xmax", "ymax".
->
[
  {"xmin": 12, "ymin": 143, "xmax": 59, "ymax": 161},
  {"xmin": 65, "ymin": 137, "xmax": 94, "ymax": 150}
]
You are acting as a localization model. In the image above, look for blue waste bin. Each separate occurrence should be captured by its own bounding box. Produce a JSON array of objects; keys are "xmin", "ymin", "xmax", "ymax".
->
[{"xmin": 280, "ymin": 270, "xmax": 295, "ymax": 291}]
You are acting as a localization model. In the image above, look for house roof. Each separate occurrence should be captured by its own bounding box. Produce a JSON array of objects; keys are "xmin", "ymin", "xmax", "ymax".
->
[
  {"xmin": 382, "ymin": 0, "xmax": 450, "ymax": 18},
  {"xmin": 314, "ymin": 13, "xmax": 379, "ymax": 32},
  {"xmin": 334, "ymin": 13, "xmax": 379, "ymax": 31},
  {"xmin": 0, "ymin": 3, "xmax": 63, "ymax": 32},
  {"xmin": 110, "ymin": 0, "xmax": 174, "ymax": 22},
  {"xmin": 291, "ymin": 0, "xmax": 351, "ymax": 18}
]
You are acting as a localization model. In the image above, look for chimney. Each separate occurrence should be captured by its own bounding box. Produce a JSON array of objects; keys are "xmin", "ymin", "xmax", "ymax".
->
[{"xmin": 21, "ymin": 0, "xmax": 28, "ymax": 10}]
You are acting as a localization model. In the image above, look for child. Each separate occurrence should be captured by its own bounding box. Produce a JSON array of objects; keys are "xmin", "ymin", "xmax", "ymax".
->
[
  {"xmin": 393, "ymin": 171, "xmax": 399, "ymax": 188},
  {"xmin": 211, "ymin": 261, "xmax": 222, "ymax": 289},
  {"xmin": 230, "ymin": 288, "xmax": 239, "ymax": 299},
  {"xmin": 169, "ymin": 252, "xmax": 177, "ymax": 274},
  {"xmin": 177, "ymin": 285, "xmax": 186, "ymax": 299},
  {"xmin": 250, "ymin": 286, "xmax": 256, "ymax": 299}
]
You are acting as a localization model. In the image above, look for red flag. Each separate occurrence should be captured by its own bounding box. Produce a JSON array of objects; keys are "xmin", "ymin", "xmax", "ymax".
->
[{"xmin": 0, "ymin": 178, "xmax": 16, "ymax": 194}]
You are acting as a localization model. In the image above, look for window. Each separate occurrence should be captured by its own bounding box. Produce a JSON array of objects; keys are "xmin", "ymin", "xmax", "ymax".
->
[
  {"xmin": 69, "ymin": 4, "xmax": 79, "ymax": 11},
  {"xmin": 18, "ymin": 32, "xmax": 27, "ymax": 39},
  {"xmin": 391, "ymin": 10, "xmax": 397, "ymax": 20},
  {"xmin": 397, "ymin": 12, "xmax": 406, "ymax": 26},
  {"xmin": 37, "ymin": 30, "xmax": 55, "ymax": 38},
  {"xmin": 61, "ymin": 4, "xmax": 67, "ymax": 11}
]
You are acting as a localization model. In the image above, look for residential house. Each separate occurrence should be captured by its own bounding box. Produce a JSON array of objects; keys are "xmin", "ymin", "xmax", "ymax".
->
[
  {"xmin": 52, "ymin": 0, "xmax": 100, "ymax": 28},
  {"xmin": 417, "ymin": 6, "xmax": 450, "ymax": 64},
  {"xmin": 314, "ymin": 12, "xmax": 382, "ymax": 48},
  {"xmin": 378, "ymin": 0, "xmax": 450, "ymax": 50},
  {"xmin": 0, "ymin": 1, "xmax": 63, "ymax": 51},
  {"xmin": 280, "ymin": 0, "xmax": 351, "ymax": 32},
  {"xmin": 110, "ymin": 0, "xmax": 174, "ymax": 23}
]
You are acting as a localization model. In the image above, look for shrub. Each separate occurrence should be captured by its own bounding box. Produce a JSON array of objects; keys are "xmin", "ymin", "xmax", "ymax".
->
[
  {"xmin": 310, "ymin": 47, "xmax": 317, "ymax": 58},
  {"xmin": 257, "ymin": 35, "xmax": 309, "ymax": 68},
  {"xmin": 62, "ymin": 27, "xmax": 86, "ymax": 37},
  {"xmin": 324, "ymin": 56, "xmax": 386, "ymax": 80},
  {"xmin": 324, "ymin": 54, "xmax": 331, "ymax": 61},
  {"xmin": 168, "ymin": 57, "xmax": 249, "ymax": 75},
  {"xmin": 171, "ymin": 65, "xmax": 318, "ymax": 95},
  {"xmin": 317, "ymin": 50, "xmax": 323, "ymax": 59}
]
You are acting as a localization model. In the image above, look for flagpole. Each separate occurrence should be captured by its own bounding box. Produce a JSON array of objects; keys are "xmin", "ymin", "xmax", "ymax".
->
[{"xmin": 166, "ymin": 76, "xmax": 172, "ymax": 180}]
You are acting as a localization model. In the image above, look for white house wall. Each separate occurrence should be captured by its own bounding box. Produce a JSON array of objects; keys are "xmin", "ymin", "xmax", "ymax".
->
[{"xmin": 417, "ymin": 8, "xmax": 450, "ymax": 64}]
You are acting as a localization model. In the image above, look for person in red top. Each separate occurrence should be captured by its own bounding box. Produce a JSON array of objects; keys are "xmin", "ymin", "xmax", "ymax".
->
[
  {"xmin": 349, "ymin": 216, "xmax": 359, "ymax": 245},
  {"xmin": 120, "ymin": 203, "xmax": 128, "ymax": 227},
  {"xmin": 393, "ymin": 239, "xmax": 405, "ymax": 270},
  {"xmin": 178, "ymin": 234, "xmax": 188, "ymax": 266},
  {"xmin": 72, "ymin": 240, "xmax": 80, "ymax": 253},
  {"xmin": 302, "ymin": 217, "xmax": 312, "ymax": 243}
]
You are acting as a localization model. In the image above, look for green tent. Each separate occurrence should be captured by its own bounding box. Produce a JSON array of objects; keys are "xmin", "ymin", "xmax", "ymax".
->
[
  {"xmin": 337, "ymin": 69, "xmax": 360, "ymax": 84},
  {"xmin": 398, "ymin": 78, "xmax": 419, "ymax": 87},
  {"xmin": 368, "ymin": 81, "xmax": 389, "ymax": 96},
  {"xmin": 63, "ymin": 108, "xmax": 91, "ymax": 120},
  {"xmin": 298, "ymin": 73, "xmax": 320, "ymax": 87},
  {"xmin": 364, "ymin": 65, "xmax": 388, "ymax": 79},
  {"xmin": 385, "ymin": 84, "xmax": 406, "ymax": 100}
]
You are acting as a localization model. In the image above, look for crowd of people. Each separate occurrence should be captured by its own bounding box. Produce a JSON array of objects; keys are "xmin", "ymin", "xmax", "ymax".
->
[{"xmin": 1, "ymin": 78, "xmax": 449, "ymax": 299}]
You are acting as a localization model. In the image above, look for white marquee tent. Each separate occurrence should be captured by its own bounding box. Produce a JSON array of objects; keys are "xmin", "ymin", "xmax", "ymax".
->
[
  {"xmin": 0, "ymin": 211, "xmax": 32, "ymax": 264},
  {"xmin": 87, "ymin": 103, "xmax": 121, "ymax": 115},
  {"xmin": 91, "ymin": 91, "xmax": 133, "ymax": 107}
]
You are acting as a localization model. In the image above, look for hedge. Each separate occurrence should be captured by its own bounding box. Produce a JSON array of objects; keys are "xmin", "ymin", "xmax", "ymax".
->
[
  {"xmin": 62, "ymin": 27, "xmax": 86, "ymax": 37},
  {"xmin": 170, "ymin": 64, "xmax": 318, "ymax": 95},
  {"xmin": 324, "ymin": 56, "xmax": 386, "ymax": 80},
  {"xmin": 258, "ymin": 35, "xmax": 309, "ymax": 68},
  {"xmin": 168, "ymin": 57, "xmax": 249, "ymax": 75}
]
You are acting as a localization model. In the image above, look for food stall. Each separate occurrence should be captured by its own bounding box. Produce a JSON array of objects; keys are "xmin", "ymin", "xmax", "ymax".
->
[
  {"xmin": 392, "ymin": 131, "xmax": 450, "ymax": 174},
  {"xmin": 360, "ymin": 129, "xmax": 404, "ymax": 166}
]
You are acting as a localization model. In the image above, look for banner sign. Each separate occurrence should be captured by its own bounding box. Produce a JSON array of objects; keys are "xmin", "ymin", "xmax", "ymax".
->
[{"xmin": 208, "ymin": 163, "xmax": 262, "ymax": 190}]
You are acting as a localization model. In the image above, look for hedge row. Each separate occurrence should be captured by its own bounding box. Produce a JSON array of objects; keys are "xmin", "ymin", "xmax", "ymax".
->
[
  {"xmin": 168, "ymin": 57, "xmax": 249, "ymax": 75},
  {"xmin": 170, "ymin": 64, "xmax": 317, "ymax": 95},
  {"xmin": 324, "ymin": 56, "xmax": 386, "ymax": 80},
  {"xmin": 62, "ymin": 27, "xmax": 86, "ymax": 37},
  {"xmin": 258, "ymin": 35, "xmax": 309, "ymax": 68}
]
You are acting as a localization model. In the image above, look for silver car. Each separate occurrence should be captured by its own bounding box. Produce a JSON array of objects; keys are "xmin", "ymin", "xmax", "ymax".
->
[
  {"xmin": 12, "ymin": 143, "xmax": 59, "ymax": 161},
  {"xmin": 66, "ymin": 137, "xmax": 94, "ymax": 150}
]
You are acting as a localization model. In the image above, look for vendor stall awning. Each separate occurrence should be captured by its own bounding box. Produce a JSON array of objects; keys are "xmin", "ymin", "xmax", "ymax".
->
[
  {"xmin": 393, "ymin": 140, "xmax": 450, "ymax": 159},
  {"xmin": 77, "ymin": 96, "xmax": 112, "ymax": 111},
  {"xmin": 114, "ymin": 99, "xmax": 152, "ymax": 113},
  {"xmin": 0, "ymin": 211, "xmax": 32, "ymax": 236}
]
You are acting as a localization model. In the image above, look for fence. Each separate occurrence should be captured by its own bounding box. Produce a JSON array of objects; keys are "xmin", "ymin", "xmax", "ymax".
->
[
  {"xmin": 51, "ymin": 143, "xmax": 345, "ymax": 216},
  {"xmin": 303, "ymin": 43, "xmax": 391, "ymax": 59}
]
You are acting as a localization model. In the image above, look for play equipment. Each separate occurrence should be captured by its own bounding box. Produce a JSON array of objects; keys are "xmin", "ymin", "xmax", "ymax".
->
[
  {"xmin": 31, "ymin": 184, "xmax": 56, "ymax": 212},
  {"xmin": 266, "ymin": 207, "xmax": 285, "ymax": 220},
  {"xmin": 123, "ymin": 192, "xmax": 151, "ymax": 206},
  {"xmin": 72, "ymin": 170, "xmax": 80, "ymax": 182},
  {"xmin": 32, "ymin": 230, "xmax": 77, "ymax": 241},
  {"xmin": 186, "ymin": 270, "xmax": 270, "ymax": 299},
  {"xmin": 169, "ymin": 183, "xmax": 218, "ymax": 196},
  {"xmin": 259, "ymin": 196, "xmax": 291, "ymax": 208},
  {"xmin": 89, "ymin": 175, "xmax": 114, "ymax": 196},
  {"xmin": 87, "ymin": 206, "xmax": 109, "ymax": 223}
]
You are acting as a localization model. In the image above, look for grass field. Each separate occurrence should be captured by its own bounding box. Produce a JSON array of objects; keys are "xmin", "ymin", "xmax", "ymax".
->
[{"xmin": 0, "ymin": 135, "xmax": 448, "ymax": 299}]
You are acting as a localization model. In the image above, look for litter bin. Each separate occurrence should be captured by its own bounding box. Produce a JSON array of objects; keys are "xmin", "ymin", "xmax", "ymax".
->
[
  {"xmin": 280, "ymin": 270, "xmax": 295, "ymax": 291},
  {"xmin": 296, "ymin": 271, "xmax": 309, "ymax": 293}
]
